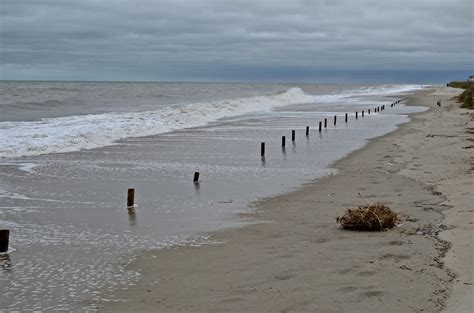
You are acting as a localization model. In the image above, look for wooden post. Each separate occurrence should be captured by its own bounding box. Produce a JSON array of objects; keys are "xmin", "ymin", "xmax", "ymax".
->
[
  {"xmin": 306, "ymin": 126, "xmax": 309, "ymax": 136},
  {"xmin": 282, "ymin": 136, "xmax": 286, "ymax": 147},
  {"xmin": 193, "ymin": 172, "xmax": 200, "ymax": 183},
  {"xmin": 319, "ymin": 121, "xmax": 322, "ymax": 132},
  {"xmin": 362, "ymin": 110, "xmax": 364, "ymax": 117},
  {"xmin": 127, "ymin": 188, "xmax": 135, "ymax": 207},
  {"xmin": 0, "ymin": 229, "xmax": 9, "ymax": 253},
  {"xmin": 261, "ymin": 142, "xmax": 265, "ymax": 156},
  {"xmin": 356, "ymin": 111, "xmax": 358, "ymax": 119},
  {"xmin": 292, "ymin": 130, "xmax": 295, "ymax": 141},
  {"xmin": 334, "ymin": 115, "xmax": 337, "ymax": 126},
  {"xmin": 345, "ymin": 113, "xmax": 348, "ymax": 123},
  {"xmin": 368, "ymin": 109, "xmax": 370, "ymax": 114},
  {"xmin": 324, "ymin": 118, "xmax": 327, "ymax": 128}
]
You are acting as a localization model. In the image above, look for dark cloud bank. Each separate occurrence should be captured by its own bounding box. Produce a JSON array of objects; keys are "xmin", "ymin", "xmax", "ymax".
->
[{"xmin": 1, "ymin": 0, "xmax": 472, "ymax": 82}]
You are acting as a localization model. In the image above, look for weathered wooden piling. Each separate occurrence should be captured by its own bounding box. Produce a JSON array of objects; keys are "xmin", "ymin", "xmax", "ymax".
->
[
  {"xmin": 282, "ymin": 136, "xmax": 286, "ymax": 147},
  {"xmin": 356, "ymin": 111, "xmax": 358, "ymax": 119},
  {"xmin": 362, "ymin": 110, "xmax": 365, "ymax": 117},
  {"xmin": 324, "ymin": 118, "xmax": 327, "ymax": 128},
  {"xmin": 261, "ymin": 142, "xmax": 265, "ymax": 156},
  {"xmin": 306, "ymin": 126, "xmax": 309, "ymax": 136},
  {"xmin": 345, "ymin": 113, "xmax": 348, "ymax": 123},
  {"xmin": 193, "ymin": 172, "xmax": 200, "ymax": 183},
  {"xmin": 368, "ymin": 109, "xmax": 370, "ymax": 114},
  {"xmin": 0, "ymin": 229, "xmax": 9, "ymax": 253},
  {"xmin": 334, "ymin": 115, "xmax": 337, "ymax": 126},
  {"xmin": 292, "ymin": 130, "xmax": 296, "ymax": 141},
  {"xmin": 127, "ymin": 188, "xmax": 135, "ymax": 207},
  {"xmin": 319, "ymin": 121, "xmax": 322, "ymax": 132}
]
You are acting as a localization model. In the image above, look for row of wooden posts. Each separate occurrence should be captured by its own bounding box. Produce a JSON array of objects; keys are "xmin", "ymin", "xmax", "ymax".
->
[
  {"xmin": 0, "ymin": 100, "xmax": 404, "ymax": 253},
  {"xmin": 260, "ymin": 103, "xmax": 392, "ymax": 156}
]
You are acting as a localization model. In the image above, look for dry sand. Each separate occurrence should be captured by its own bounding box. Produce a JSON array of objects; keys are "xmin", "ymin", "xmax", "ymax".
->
[{"xmin": 98, "ymin": 87, "xmax": 473, "ymax": 313}]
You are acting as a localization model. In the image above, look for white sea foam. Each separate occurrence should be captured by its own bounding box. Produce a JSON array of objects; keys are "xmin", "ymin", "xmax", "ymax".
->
[
  {"xmin": 0, "ymin": 88, "xmax": 315, "ymax": 158},
  {"xmin": 0, "ymin": 85, "xmax": 422, "ymax": 158}
]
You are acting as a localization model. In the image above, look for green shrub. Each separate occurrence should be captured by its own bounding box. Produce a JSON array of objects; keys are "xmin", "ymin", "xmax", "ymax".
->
[{"xmin": 447, "ymin": 81, "xmax": 474, "ymax": 109}]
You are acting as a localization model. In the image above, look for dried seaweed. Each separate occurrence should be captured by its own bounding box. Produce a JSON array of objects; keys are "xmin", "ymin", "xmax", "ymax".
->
[{"xmin": 337, "ymin": 195, "xmax": 398, "ymax": 231}]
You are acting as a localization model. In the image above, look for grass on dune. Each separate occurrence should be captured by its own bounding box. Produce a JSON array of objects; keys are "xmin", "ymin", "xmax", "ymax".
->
[{"xmin": 447, "ymin": 81, "xmax": 474, "ymax": 109}]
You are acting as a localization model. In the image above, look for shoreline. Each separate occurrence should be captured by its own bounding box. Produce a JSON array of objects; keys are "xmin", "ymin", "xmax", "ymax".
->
[{"xmin": 97, "ymin": 87, "xmax": 472, "ymax": 312}]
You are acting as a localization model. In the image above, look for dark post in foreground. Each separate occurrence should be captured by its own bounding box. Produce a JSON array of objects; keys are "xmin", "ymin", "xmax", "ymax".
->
[
  {"xmin": 334, "ymin": 115, "xmax": 337, "ymax": 126},
  {"xmin": 319, "ymin": 121, "xmax": 322, "ymax": 132},
  {"xmin": 261, "ymin": 142, "xmax": 265, "ymax": 156},
  {"xmin": 368, "ymin": 109, "xmax": 370, "ymax": 114},
  {"xmin": 193, "ymin": 172, "xmax": 200, "ymax": 183},
  {"xmin": 282, "ymin": 136, "xmax": 286, "ymax": 147},
  {"xmin": 306, "ymin": 126, "xmax": 309, "ymax": 136},
  {"xmin": 362, "ymin": 110, "xmax": 365, "ymax": 117},
  {"xmin": 345, "ymin": 113, "xmax": 348, "ymax": 123},
  {"xmin": 0, "ymin": 229, "xmax": 9, "ymax": 253},
  {"xmin": 324, "ymin": 118, "xmax": 327, "ymax": 128},
  {"xmin": 292, "ymin": 130, "xmax": 296, "ymax": 141},
  {"xmin": 356, "ymin": 111, "xmax": 358, "ymax": 119},
  {"xmin": 127, "ymin": 188, "xmax": 135, "ymax": 207}
]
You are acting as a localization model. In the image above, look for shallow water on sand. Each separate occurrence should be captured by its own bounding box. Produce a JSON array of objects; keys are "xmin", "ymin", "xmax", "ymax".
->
[{"xmin": 0, "ymin": 82, "xmax": 426, "ymax": 310}]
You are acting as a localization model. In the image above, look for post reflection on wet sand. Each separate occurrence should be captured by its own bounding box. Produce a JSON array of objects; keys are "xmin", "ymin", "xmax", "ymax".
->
[
  {"xmin": 127, "ymin": 207, "xmax": 137, "ymax": 229},
  {"xmin": 0, "ymin": 253, "xmax": 13, "ymax": 273}
]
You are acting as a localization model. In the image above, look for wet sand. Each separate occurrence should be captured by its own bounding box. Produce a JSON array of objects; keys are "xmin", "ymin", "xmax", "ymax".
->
[{"xmin": 98, "ymin": 87, "xmax": 473, "ymax": 312}]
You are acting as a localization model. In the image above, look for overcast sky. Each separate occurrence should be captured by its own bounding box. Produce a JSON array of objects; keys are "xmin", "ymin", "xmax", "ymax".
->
[{"xmin": 1, "ymin": 0, "xmax": 472, "ymax": 82}]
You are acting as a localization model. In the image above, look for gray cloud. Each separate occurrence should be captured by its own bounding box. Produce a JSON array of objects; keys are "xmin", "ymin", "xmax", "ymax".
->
[{"xmin": 1, "ymin": 0, "xmax": 472, "ymax": 81}]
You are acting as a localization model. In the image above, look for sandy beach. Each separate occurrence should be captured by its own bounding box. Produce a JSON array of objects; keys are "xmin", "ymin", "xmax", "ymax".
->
[{"xmin": 97, "ymin": 87, "xmax": 473, "ymax": 312}]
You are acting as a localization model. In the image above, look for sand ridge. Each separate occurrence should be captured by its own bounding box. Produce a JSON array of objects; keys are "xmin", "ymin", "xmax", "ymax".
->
[{"xmin": 97, "ymin": 87, "xmax": 473, "ymax": 313}]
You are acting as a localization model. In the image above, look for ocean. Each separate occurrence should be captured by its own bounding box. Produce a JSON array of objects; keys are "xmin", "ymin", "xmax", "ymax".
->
[{"xmin": 0, "ymin": 81, "xmax": 426, "ymax": 310}]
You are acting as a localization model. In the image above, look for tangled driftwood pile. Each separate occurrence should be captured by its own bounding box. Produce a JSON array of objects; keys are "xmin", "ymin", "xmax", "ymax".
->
[{"xmin": 337, "ymin": 194, "xmax": 398, "ymax": 231}]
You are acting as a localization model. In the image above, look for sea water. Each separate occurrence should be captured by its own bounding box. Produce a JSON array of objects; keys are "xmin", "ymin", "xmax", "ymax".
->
[{"xmin": 0, "ymin": 81, "xmax": 427, "ymax": 310}]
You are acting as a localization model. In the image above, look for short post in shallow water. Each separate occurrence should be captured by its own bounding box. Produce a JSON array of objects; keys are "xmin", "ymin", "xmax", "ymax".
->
[
  {"xmin": 282, "ymin": 136, "xmax": 286, "ymax": 148},
  {"xmin": 193, "ymin": 172, "xmax": 200, "ymax": 183},
  {"xmin": 362, "ymin": 110, "xmax": 365, "ymax": 117},
  {"xmin": 319, "ymin": 121, "xmax": 322, "ymax": 132},
  {"xmin": 261, "ymin": 142, "xmax": 265, "ymax": 156},
  {"xmin": 127, "ymin": 188, "xmax": 135, "ymax": 207},
  {"xmin": 368, "ymin": 109, "xmax": 370, "ymax": 115},
  {"xmin": 306, "ymin": 126, "xmax": 309, "ymax": 136},
  {"xmin": 356, "ymin": 111, "xmax": 358, "ymax": 119},
  {"xmin": 334, "ymin": 115, "xmax": 337, "ymax": 126},
  {"xmin": 0, "ymin": 229, "xmax": 9, "ymax": 253},
  {"xmin": 292, "ymin": 130, "xmax": 296, "ymax": 141},
  {"xmin": 324, "ymin": 118, "xmax": 327, "ymax": 128},
  {"xmin": 345, "ymin": 113, "xmax": 348, "ymax": 123}
]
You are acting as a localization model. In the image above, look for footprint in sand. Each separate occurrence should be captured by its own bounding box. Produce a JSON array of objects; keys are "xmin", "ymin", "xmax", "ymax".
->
[
  {"xmin": 363, "ymin": 290, "xmax": 385, "ymax": 297},
  {"xmin": 338, "ymin": 286, "xmax": 358, "ymax": 293},
  {"xmin": 380, "ymin": 253, "xmax": 411, "ymax": 261},
  {"xmin": 358, "ymin": 271, "xmax": 377, "ymax": 277},
  {"xmin": 274, "ymin": 272, "xmax": 296, "ymax": 281}
]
